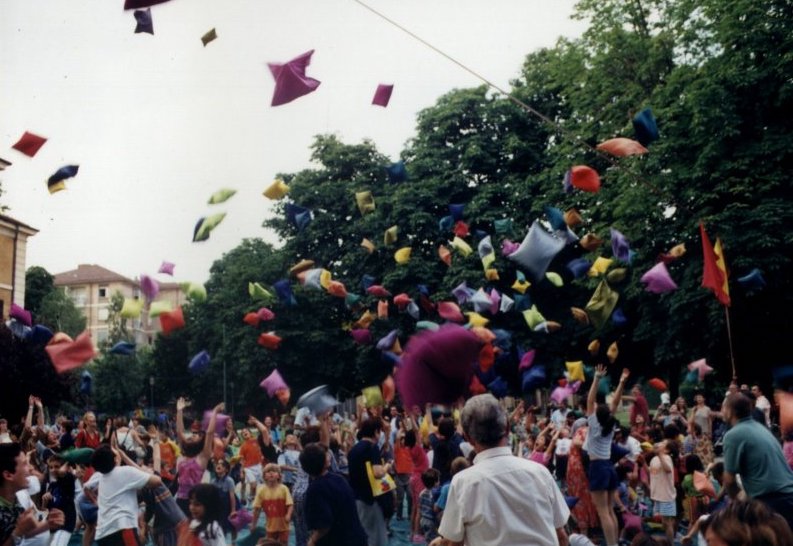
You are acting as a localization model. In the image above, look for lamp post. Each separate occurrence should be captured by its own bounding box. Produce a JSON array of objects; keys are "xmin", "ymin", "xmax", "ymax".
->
[
  {"xmin": 229, "ymin": 381, "xmax": 235, "ymax": 418},
  {"xmin": 149, "ymin": 376, "xmax": 155, "ymax": 415}
]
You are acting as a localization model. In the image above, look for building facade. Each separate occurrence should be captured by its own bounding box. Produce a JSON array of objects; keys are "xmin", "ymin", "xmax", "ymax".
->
[
  {"xmin": 0, "ymin": 214, "xmax": 38, "ymax": 320},
  {"xmin": 53, "ymin": 264, "xmax": 185, "ymax": 346}
]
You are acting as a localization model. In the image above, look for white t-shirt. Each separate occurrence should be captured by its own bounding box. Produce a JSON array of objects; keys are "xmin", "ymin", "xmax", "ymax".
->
[
  {"xmin": 619, "ymin": 436, "xmax": 642, "ymax": 462},
  {"xmin": 756, "ymin": 396, "xmax": 771, "ymax": 426},
  {"xmin": 439, "ymin": 446, "xmax": 569, "ymax": 546},
  {"xmin": 555, "ymin": 438, "xmax": 572, "ymax": 457},
  {"xmin": 189, "ymin": 520, "xmax": 226, "ymax": 546},
  {"xmin": 88, "ymin": 465, "xmax": 151, "ymax": 539},
  {"xmin": 0, "ymin": 432, "xmax": 12, "ymax": 444},
  {"xmin": 16, "ymin": 477, "xmax": 50, "ymax": 546}
]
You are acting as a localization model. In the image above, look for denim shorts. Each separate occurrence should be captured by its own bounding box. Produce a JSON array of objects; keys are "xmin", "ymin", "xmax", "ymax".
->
[{"xmin": 587, "ymin": 459, "xmax": 619, "ymax": 491}]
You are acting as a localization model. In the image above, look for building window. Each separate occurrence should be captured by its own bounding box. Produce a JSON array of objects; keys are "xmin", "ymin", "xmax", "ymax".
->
[
  {"xmin": 98, "ymin": 308, "xmax": 109, "ymax": 322},
  {"xmin": 98, "ymin": 287, "xmax": 107, "ymax": 298},
  {"xmin": 97, "ymin": 329, "xmax": 109, "ymax": 344},
  {"xmin": 70, "ymin": 288, "xmax": 87, "ymax": 307}
]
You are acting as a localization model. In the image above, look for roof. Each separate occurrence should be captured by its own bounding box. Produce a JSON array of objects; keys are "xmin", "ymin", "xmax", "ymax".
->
[
  {"xmin": 0, "ymin": 213, "xmax": 38, "ymax": 235},
  {"xmin": 54, "ymin": 264, "xmax": 137, "ymax": 286}
]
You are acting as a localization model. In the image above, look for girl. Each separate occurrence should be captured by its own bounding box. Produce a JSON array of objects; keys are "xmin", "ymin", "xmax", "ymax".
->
[
  {"xmin": 648, "ymin": 441, "xmax": 676, "ymax": 544},
  {"xmin": 185, "ymin": 484, "xmax": 226, "ymax": 546},
  {"xmin": 585, "ymin": 365, "xmax": 629, "ymax": 546},
  {"xmin": 527, "ymin": 425, "xmax": 561, "ymax": 466},
  {"xmin": 175, "ymin": 400, "xmax": 223, "ymax": 516},
  {"xmin": 566, "ymin": 426, "xmax": 598, "ymax": 535},
  {"xmin": 680, "ymin": 454, "xmax": 708, "ymax": 525},
  {"xmin": 211, "ymin": 461, "xmax": 237, "ymax": 546},
  {"xmin": 405, "ymin": 427, "xmax": 429, "ymax": 543}
]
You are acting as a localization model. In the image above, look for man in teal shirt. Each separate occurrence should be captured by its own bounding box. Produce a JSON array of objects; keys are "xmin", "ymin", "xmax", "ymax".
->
[{"xmin": 722, "ymin": 393, "xmax": 793, "ymax": 528}]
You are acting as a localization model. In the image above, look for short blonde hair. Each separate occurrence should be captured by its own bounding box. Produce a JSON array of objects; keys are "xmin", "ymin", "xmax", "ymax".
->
[{"xmin": 263, "ymin": 463, "xmax": 281, "ymax": 476}]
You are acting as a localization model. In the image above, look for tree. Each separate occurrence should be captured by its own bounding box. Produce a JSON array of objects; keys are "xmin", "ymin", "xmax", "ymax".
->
[
  {"xmin": 89, "ymin": 291, "xmax": 146, "ymax": 414},
  {"xmin": 37, "ymin": 289, "xmax": 86, "ymax": 338},
  {"xmin": 147, "ymin": 0, "xmax": 792, "ymax": 406},
  {"xmin": 24, "ymin": 266, "xmax": 55, "ymax": 319},
  {"xmin": 0, "ymin": 325, "xmax": 75, "ymax": 424}
]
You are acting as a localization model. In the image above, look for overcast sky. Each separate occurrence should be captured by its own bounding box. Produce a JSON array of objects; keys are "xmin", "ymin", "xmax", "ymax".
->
[{"xmin": 1, "ymin": 0, "xmax": 586, "ymax": 284}]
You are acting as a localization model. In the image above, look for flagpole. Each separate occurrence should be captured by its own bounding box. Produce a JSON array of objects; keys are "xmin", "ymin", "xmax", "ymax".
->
[{"xmin": 724, "ymin": 306, "xmax": 737, "ymax": 380}]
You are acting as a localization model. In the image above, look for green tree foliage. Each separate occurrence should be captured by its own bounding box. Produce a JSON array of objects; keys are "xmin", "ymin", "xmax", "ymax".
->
[
  {"xmin": 37, "ymin": 289, "xmax": 86, "ymax": 339},
  {"xmin": 88, "ymin": 291, "xmax": 147, "ymax": 414},
  {"xmin": 24, "ymin": 266, "xmax": 55, "ymax": 319},
  {"xmin": 147, "ymin": 0, "xmax": 792, "ymax": 407},
  {"xmin": 0, "ymin": 325, "xmax": 75, "ymax": 424},
  {"xmin": 508, "ymin": 0, "xmax": 793, "ymax": 388}
]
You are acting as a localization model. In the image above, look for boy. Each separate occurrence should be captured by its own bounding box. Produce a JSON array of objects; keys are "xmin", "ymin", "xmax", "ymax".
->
[
  {"xmin": 250, "ymin": 463, "xmax": 293, "ymax": 546},
  {"xmin": 239, "ymin": 428, "xmax": 264, "ymax": 503},
  {"xmin": 418, "ymin": 469, "xmax": 440, "ymax": 544},
  {"xmin": 42, "ymin": 455, "xmax": 77, "ymax": 546},
  {"xmin": 434, "ymin": 457, "xmax": 469, "ymax": 522}
]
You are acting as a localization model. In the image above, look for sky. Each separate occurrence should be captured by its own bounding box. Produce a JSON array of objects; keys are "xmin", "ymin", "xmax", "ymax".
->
[{"xmin": 1, "ymin": 0, "xmax": 587, "ymax": 284}]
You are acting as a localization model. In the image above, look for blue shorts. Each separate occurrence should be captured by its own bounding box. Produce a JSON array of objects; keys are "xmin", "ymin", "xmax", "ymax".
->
[
  {"xmin": 653, "ymin": 500, "xmax": 676, "ymax": 517},
  {"xmin": 78, "ymin": 497, "xmax": 98, "ymax": 524},
  {"xmin": 587, "ymin": 459, "xmax": 619, "ymax": 491}
]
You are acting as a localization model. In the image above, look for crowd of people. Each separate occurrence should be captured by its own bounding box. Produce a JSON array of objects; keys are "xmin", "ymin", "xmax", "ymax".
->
[{"xmin": 2, "ymin": 377, "xmax": 793, "ymax": 546}]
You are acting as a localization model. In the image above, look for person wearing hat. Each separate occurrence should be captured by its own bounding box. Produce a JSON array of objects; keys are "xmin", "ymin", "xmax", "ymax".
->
[{"xmin": 277, "ymin": 435, "xmax": 301, "ymax": 492}]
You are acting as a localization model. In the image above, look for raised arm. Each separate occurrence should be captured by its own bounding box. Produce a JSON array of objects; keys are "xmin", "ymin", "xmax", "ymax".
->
[
  {"xmin": 34, "ymin": 398, "xmax": 44, "ymax": 429},
  {"xmin": 25, "ymin": 396, "xmax": 35, "ymax": 429},
  {"xmin": 249, "ymin": 416, "xmax": 271, "ymax": 446},
  {"xmin": 587, "ymin": 365, "xmax": 607, "ymax": 415},
  {"xmin": 318, "ymin": 411, "xmax": 331, "ymax": 448},
  {"xmin": 152, "ymin": 437, "xmax": 161, "ymax": 474},
  {"xmin": 175, "ymin": 397, "xmax": 188, "ymax": 445},
  {"xmin": 545, "ymin": 428, "xmax": 562, "ymax": 458},
  {"xmin": 198, "ymin": 403, "xmax": 224, "ymax": 467},
  {"xmin": 610, "ymin": 369, "xmax": 630, "ymax": 414}
]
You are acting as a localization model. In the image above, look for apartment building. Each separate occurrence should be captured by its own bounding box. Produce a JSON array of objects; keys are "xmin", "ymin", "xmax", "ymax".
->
[
  {"xmin": 53, "ymin": 264, "xmax": 185, "ymax": 346},
  {"xmin": 0, "ymin": 214, "xmax": 38, "ymax": 320}
]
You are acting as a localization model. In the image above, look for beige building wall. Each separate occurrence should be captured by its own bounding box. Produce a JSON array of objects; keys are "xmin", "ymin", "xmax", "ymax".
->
[
  {"xmin": 0, "ymin": 215, "xmax": 38, "ymax": 319},
  {"xmin": 54, "ymin": 265, "xmax": 189, "ymax": 347}
]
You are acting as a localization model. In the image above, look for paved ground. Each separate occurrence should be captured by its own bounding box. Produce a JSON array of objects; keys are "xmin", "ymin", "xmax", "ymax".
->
[{"xmin": 68, "ymin": 515, "xmax": 416, "ymax": 546}]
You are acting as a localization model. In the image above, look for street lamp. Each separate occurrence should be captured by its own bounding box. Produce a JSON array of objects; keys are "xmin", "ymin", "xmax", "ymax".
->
[
  {"xmin": 229, "ymin": 381, "xmax": 235, "ymax": 418},
  {"xmin": 149, "ymin": 376, "xmax": 155, "ymax": 415}
]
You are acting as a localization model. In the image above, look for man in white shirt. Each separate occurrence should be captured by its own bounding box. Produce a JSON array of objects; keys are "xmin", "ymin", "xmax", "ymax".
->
[
  {"xmin": 751, "ymin": 385, "xmax": 771, "ymax": 427},
  {"xmin": 550, "ymin": 402, "xmax": 570, "ymax": 428},
  {"xmin": 430, "ymin": 394, "xmax": 569, "ymax": 546}
]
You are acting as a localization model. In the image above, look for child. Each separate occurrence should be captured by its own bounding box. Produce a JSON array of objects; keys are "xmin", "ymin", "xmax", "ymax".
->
[
  {"xmin": 212, "ymin": 460, "xmax": 238, "ymax": 545},
  {"xmin": 250, "ymin": 463, "xmax": 293, "ymax": 546},
  {"xmin": 41, "ymin": 455, "xmax": 77, "ymax": 546},
  {"xmin": 529, "ymin": 426, "xmax": 562, "ymax": 467},
  {"xmin": 555, "ymin": 428, "xmax": 572, "ymax": 482},
  {"xmin": 418, "ymin": 469, "xmax": 440, "ymax": 544},
  {"xmin": 277, "ymin": 435, "xmax": 301, "ymax": 491},
  {"xmin": 648, "ymin": 441, "xmax": 676, "ymax": 544},
  {"xmin": 681, "ymin": 454, "xmax": 708, "ymax": 525},
  {"xmin": 186, "ymin": 483, "xmax": 226, "ymax": 546},
  {"xmin": 434, "ymin": 457, "xmax": 470, "ymax": 521}
]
